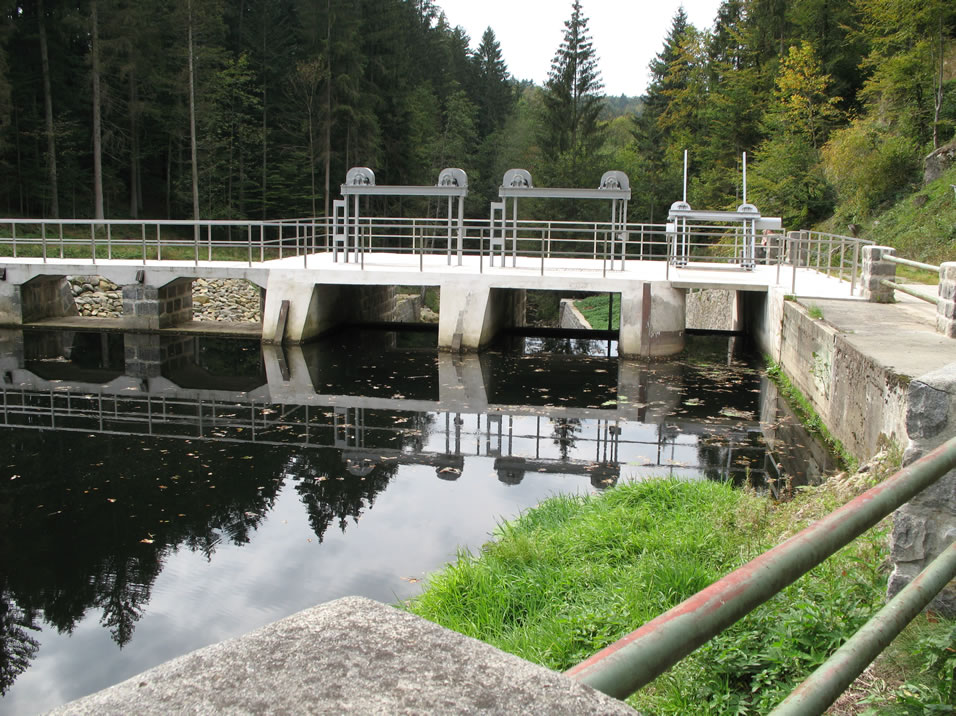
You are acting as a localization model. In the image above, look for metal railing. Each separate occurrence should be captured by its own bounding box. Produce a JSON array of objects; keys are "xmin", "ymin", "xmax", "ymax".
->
[
  {"xmin": 566, "ymin": 435, "xmax": 956, "ymax": 713},
  {"xmin": 882, "ymin": 255, "xmax": 941, "ymax": 305},
  {"xmin": 0, "ymin": 218, "xmax": 331, "ymax": 268},
  {"xmin": 0, "ymin": 217, "xmax": 879, "ymax": 289},
  {"xmin": 787, "ymin": 231, "xmax": 875, "ymax": 296},
  {"xmin": 0, "ymin": 385, "xmax": 770, "ymax": 482}
]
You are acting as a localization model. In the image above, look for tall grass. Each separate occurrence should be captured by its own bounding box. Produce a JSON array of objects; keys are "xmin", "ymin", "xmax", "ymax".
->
[{"xmin": 404, "ymin": 465, "xmax": 954, "ymax": 714}]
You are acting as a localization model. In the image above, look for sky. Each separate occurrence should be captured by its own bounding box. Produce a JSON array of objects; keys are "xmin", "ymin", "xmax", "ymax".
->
[{"xmin": 435, "ymin": 0, "xmax": 725, "ymax": 97}]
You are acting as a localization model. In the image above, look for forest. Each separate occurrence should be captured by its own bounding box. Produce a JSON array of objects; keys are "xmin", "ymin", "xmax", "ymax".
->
[{"xmin": 0, "ymin": 0, "xmax": 954, "ymax": 235}]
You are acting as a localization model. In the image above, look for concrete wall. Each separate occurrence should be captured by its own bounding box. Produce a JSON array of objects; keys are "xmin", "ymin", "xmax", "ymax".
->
[
  {"xmin": 558, "ymin": 299, "xmax": 591, "ymax": 329},
  {"xmin": 749, "ymin": 289, "xmax": 908, "ymax": 462},
  {"xmin": 619, "ymin": 282, "xmax": 685, "ymax": 358},
  {"xmin": 686, "ymin": 288, "xmax": 742, "ymax": 331}
]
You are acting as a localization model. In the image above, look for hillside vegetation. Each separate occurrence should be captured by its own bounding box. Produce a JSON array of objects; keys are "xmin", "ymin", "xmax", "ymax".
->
[
  {"xmin": 2, "ymin": 0, "xmax": 953, "ymax": 240},
  {"xmin": 820, "ymin": 163, "xmax": 956, "ymax": 265}
]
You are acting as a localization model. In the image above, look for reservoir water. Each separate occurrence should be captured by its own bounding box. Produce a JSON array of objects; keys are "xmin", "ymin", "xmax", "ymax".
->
[{"xmin": 0, "ymin": 327, "xmax": 836, "ymax": 714}]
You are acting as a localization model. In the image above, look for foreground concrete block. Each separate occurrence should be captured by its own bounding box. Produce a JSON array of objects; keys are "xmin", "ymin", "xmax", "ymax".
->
[{"xmin": 48, "ymin": 596, "xmax": 636, "ymax": 715}]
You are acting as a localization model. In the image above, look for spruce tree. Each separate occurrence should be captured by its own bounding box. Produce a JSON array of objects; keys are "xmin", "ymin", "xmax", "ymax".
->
[{"xmin": 541, "ymin": 0, "xmax": 604, "ymax": 183}]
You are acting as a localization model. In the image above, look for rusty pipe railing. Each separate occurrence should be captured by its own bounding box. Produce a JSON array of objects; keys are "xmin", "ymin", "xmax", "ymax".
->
[
  {"xmin": 770, "ymin": 540, "xmax": 956, "ymax": 715},
  {"xmin": 566, "ymin": 435, "xmax": 956, "ymax": 700}
]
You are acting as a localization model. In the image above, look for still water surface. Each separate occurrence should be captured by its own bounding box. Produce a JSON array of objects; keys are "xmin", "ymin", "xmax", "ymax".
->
[{"xmin": 0, "ymin": 328, "xmax": 834, "ymax": 714}]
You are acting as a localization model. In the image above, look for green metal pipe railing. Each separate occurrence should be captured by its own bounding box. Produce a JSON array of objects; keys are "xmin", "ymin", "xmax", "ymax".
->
[
  {"xmin": 565, "ymin": 435, "xmax": 956, "ymax": 700},
  {"xmin": 880, "ymin": 278, "xmax": 938, "ymax": 305},
  {"xmin": 769, "ymin": 540, "xmax": 956, "ymax": 715}
]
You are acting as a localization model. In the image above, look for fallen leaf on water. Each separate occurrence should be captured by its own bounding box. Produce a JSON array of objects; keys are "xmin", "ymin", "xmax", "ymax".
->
[{"xmin": 401, "ymin": 576, "xmax": 420, "ymax": 583}]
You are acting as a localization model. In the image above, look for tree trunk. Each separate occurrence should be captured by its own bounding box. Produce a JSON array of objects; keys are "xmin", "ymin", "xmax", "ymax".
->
[
  {"xmin": 37, "ymin": 0, "xmax": 59, "ymax": 219},
  {"xmin": 187, "ymin": 0, "xmax": 200, "ymax": 225},
  {"xmin": 323, "ymin": 0, "xmax": 332, "ymax": 223},
  {"xmin": 129, "ymin": 72, "xmax": 140, "ymax": 219},
  {"xmin": 91, "ymin": 0, "xmax": 104, "ymax": 221},
  {"xmin": 261, "ymin": 25, "xmax": 268, "ymax": 219}
]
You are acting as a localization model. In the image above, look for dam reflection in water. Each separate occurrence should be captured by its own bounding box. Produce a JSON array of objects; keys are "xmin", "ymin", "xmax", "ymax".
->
[{"xmin": 0, "ymin": 327, "xmax": 834, "ymax": 714}]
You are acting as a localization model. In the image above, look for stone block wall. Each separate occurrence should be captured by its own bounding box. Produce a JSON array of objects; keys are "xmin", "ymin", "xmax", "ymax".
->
[
  {"xmin": 938, "ymin": 262, "xmax": 955, "ymax": 338},
  {"xmin": 861, "ymin": 245, "xmax": 896, "ymax": 303},
  {"xmin": 158, "ymin": 278, "xmax": 194, "ymax": 327},
  {"xmin": 124, "ymin": 334, "xmax": 162, "ymax": 378},
  {"xmin": 20, "ymin": 276, "xmax": 78, "ymax": 323},
  {"xmin": 888, "ymin": 363, "xmax": 956, "ymax": 616},
  {"xmin": 122, "ymin": 278, "xmax": 194, "ymax": 329}
]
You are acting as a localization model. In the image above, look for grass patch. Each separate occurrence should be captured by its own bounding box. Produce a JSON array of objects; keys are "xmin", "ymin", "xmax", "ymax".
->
[
  {"xmin": 573, "ymin": 293, "xmax": 620, "ymax": 330},
  {"xmin": 765, "ymin": 357, "xmax": 858, "ymax": 473},
  {"xmin": 807, "ymin": 304, "xmax": 825, "ymax": 320},
  {"xmin": 404, "ymin": 470, "xmax": 919, "ymax": 713}
]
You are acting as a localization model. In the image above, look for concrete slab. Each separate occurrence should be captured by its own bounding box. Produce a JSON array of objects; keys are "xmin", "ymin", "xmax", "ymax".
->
[
  {"xmin": 47, "ymin": 596, "xmax": 637, "ymax": 716},
  {"xmin": 795, "ymin": 291, "xmax": 952, "ymax": 379}
]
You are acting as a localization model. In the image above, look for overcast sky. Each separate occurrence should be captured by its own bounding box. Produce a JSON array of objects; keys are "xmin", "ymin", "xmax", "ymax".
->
[{"xmin": 435, "ymin": 0, "xmax": 725, "ymax": 97}]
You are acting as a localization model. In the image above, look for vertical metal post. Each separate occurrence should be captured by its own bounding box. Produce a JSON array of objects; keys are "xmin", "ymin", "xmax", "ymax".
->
[
  {"xmin": 59, "ymin": 223, "xmax": 64, "ymax": 259},
  {"xmin": 512, "ymin": 199, "xmax": 518, "ymax": 267},
  {"xmin": 207, "ymin": 223, "xmax": 212, "ymax": 261},
  {"xmin": 247, "ymin": 224, "xmax": 252, "ymax": 267},
  {"xmin": 194, "ymin": 222, "xmax": 199, "ymax": 266},
  {"xmin": 41, "ymin": 223, "xmax": 47, "ymax": 263},
  {"xmin": 157, "ymin": 224, "xmax": 162, "ymax": 261},
  {"xmin": 90, "ymin": 224, "xmax": 96, "ymax": 264},
  {"xmin": 142, "ymin": 224, "xmax": 147, "ymax": 265},
  {"xmin": 850, "ymin": 240, "xmax": 860, "ymax": 296},
  {"xmin": 107, "ymin": 224, "xmax": 112, "ymax": 259},
  {"xmin": 10, "ymin": 222, "xmax": 15, "ymax": 258},
  {"xmin": 457, "ymin": 195, "xmax": 464, "ymax": 266},
  {"xmin": 447, "ymin": 195, "xmax": 453, "ymax": 266},
  {"xmin": 260, "ymin": 224, "xmax": 265, "ymax": 263}
]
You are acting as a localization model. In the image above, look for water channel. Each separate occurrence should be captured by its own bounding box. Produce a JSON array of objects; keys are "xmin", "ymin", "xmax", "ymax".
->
[{"xmin": 0, "ymin": 327, "xmax": 836, "ymax": 714}]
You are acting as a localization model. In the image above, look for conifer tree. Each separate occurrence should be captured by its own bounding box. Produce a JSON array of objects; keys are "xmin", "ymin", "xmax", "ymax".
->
[{"xmin": 541, "ymin": 0, "xmax": 604, "ymax": 184}]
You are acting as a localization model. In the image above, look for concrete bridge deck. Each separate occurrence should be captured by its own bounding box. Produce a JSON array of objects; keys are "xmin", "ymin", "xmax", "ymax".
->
[{"xmin": 1, "ymin": 249, "xmax": 859, "ymax": 358}]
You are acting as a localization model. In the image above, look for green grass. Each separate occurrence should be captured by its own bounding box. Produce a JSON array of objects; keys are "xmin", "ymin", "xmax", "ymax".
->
[
  {"xmin": 404, "ymin": 474, "xmax": 915, "ymax": 714},
  {"xmin": 573, "ymin": 293, "xmax": 620, "ymax": 330},
  {"xmin": 807, "ymin": 304, "xmax": 825, "ymax": 320}
]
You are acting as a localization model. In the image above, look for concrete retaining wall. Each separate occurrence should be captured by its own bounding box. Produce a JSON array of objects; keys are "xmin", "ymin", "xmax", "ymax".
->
[
  {"xmin": 750, "ymin": 289, "xmax": 908, "ymax": 462},
  {"xmin": 558, "ymin": 299, "xmax": 591, "ymax": 329}
]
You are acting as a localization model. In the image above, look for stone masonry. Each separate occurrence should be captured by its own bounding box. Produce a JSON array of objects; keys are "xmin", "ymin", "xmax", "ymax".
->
[
  {"xmin": 122, "ymin": 277, "xmax": 194, "ymax": 330},
  {"xmin": 888, "ymin": 363, "xmax": 956, "ymax": 616},
  {"xmin": 17, "ymin": 275, "xmax": 78, "ymax": 323},
  {"xmin": 938, "ymin": 262, "xmax": 955, "ymax": 339},
  {"xmin": 861, "ymin": 245, "xmax": 896, "ymax": 303}
]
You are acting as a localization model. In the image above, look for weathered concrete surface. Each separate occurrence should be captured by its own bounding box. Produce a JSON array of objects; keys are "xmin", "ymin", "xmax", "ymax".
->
[
  {"xmin": 47, "ymin": 597, "xmax": 637, "ymax": 716},
  {"xmin": 685, "ymin": 288, "xmax": 741, "ymax": 331},
  {"xmin": 619, "ymin": 282, "xmax": 686, "ymax": 358},
  {"xmin": 752, "ymin": 288, "xmax": 952, "ymax": 462},
  {"xmin": 558, "ymin": 297, "xmax": 591, "ymax": 329}
]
